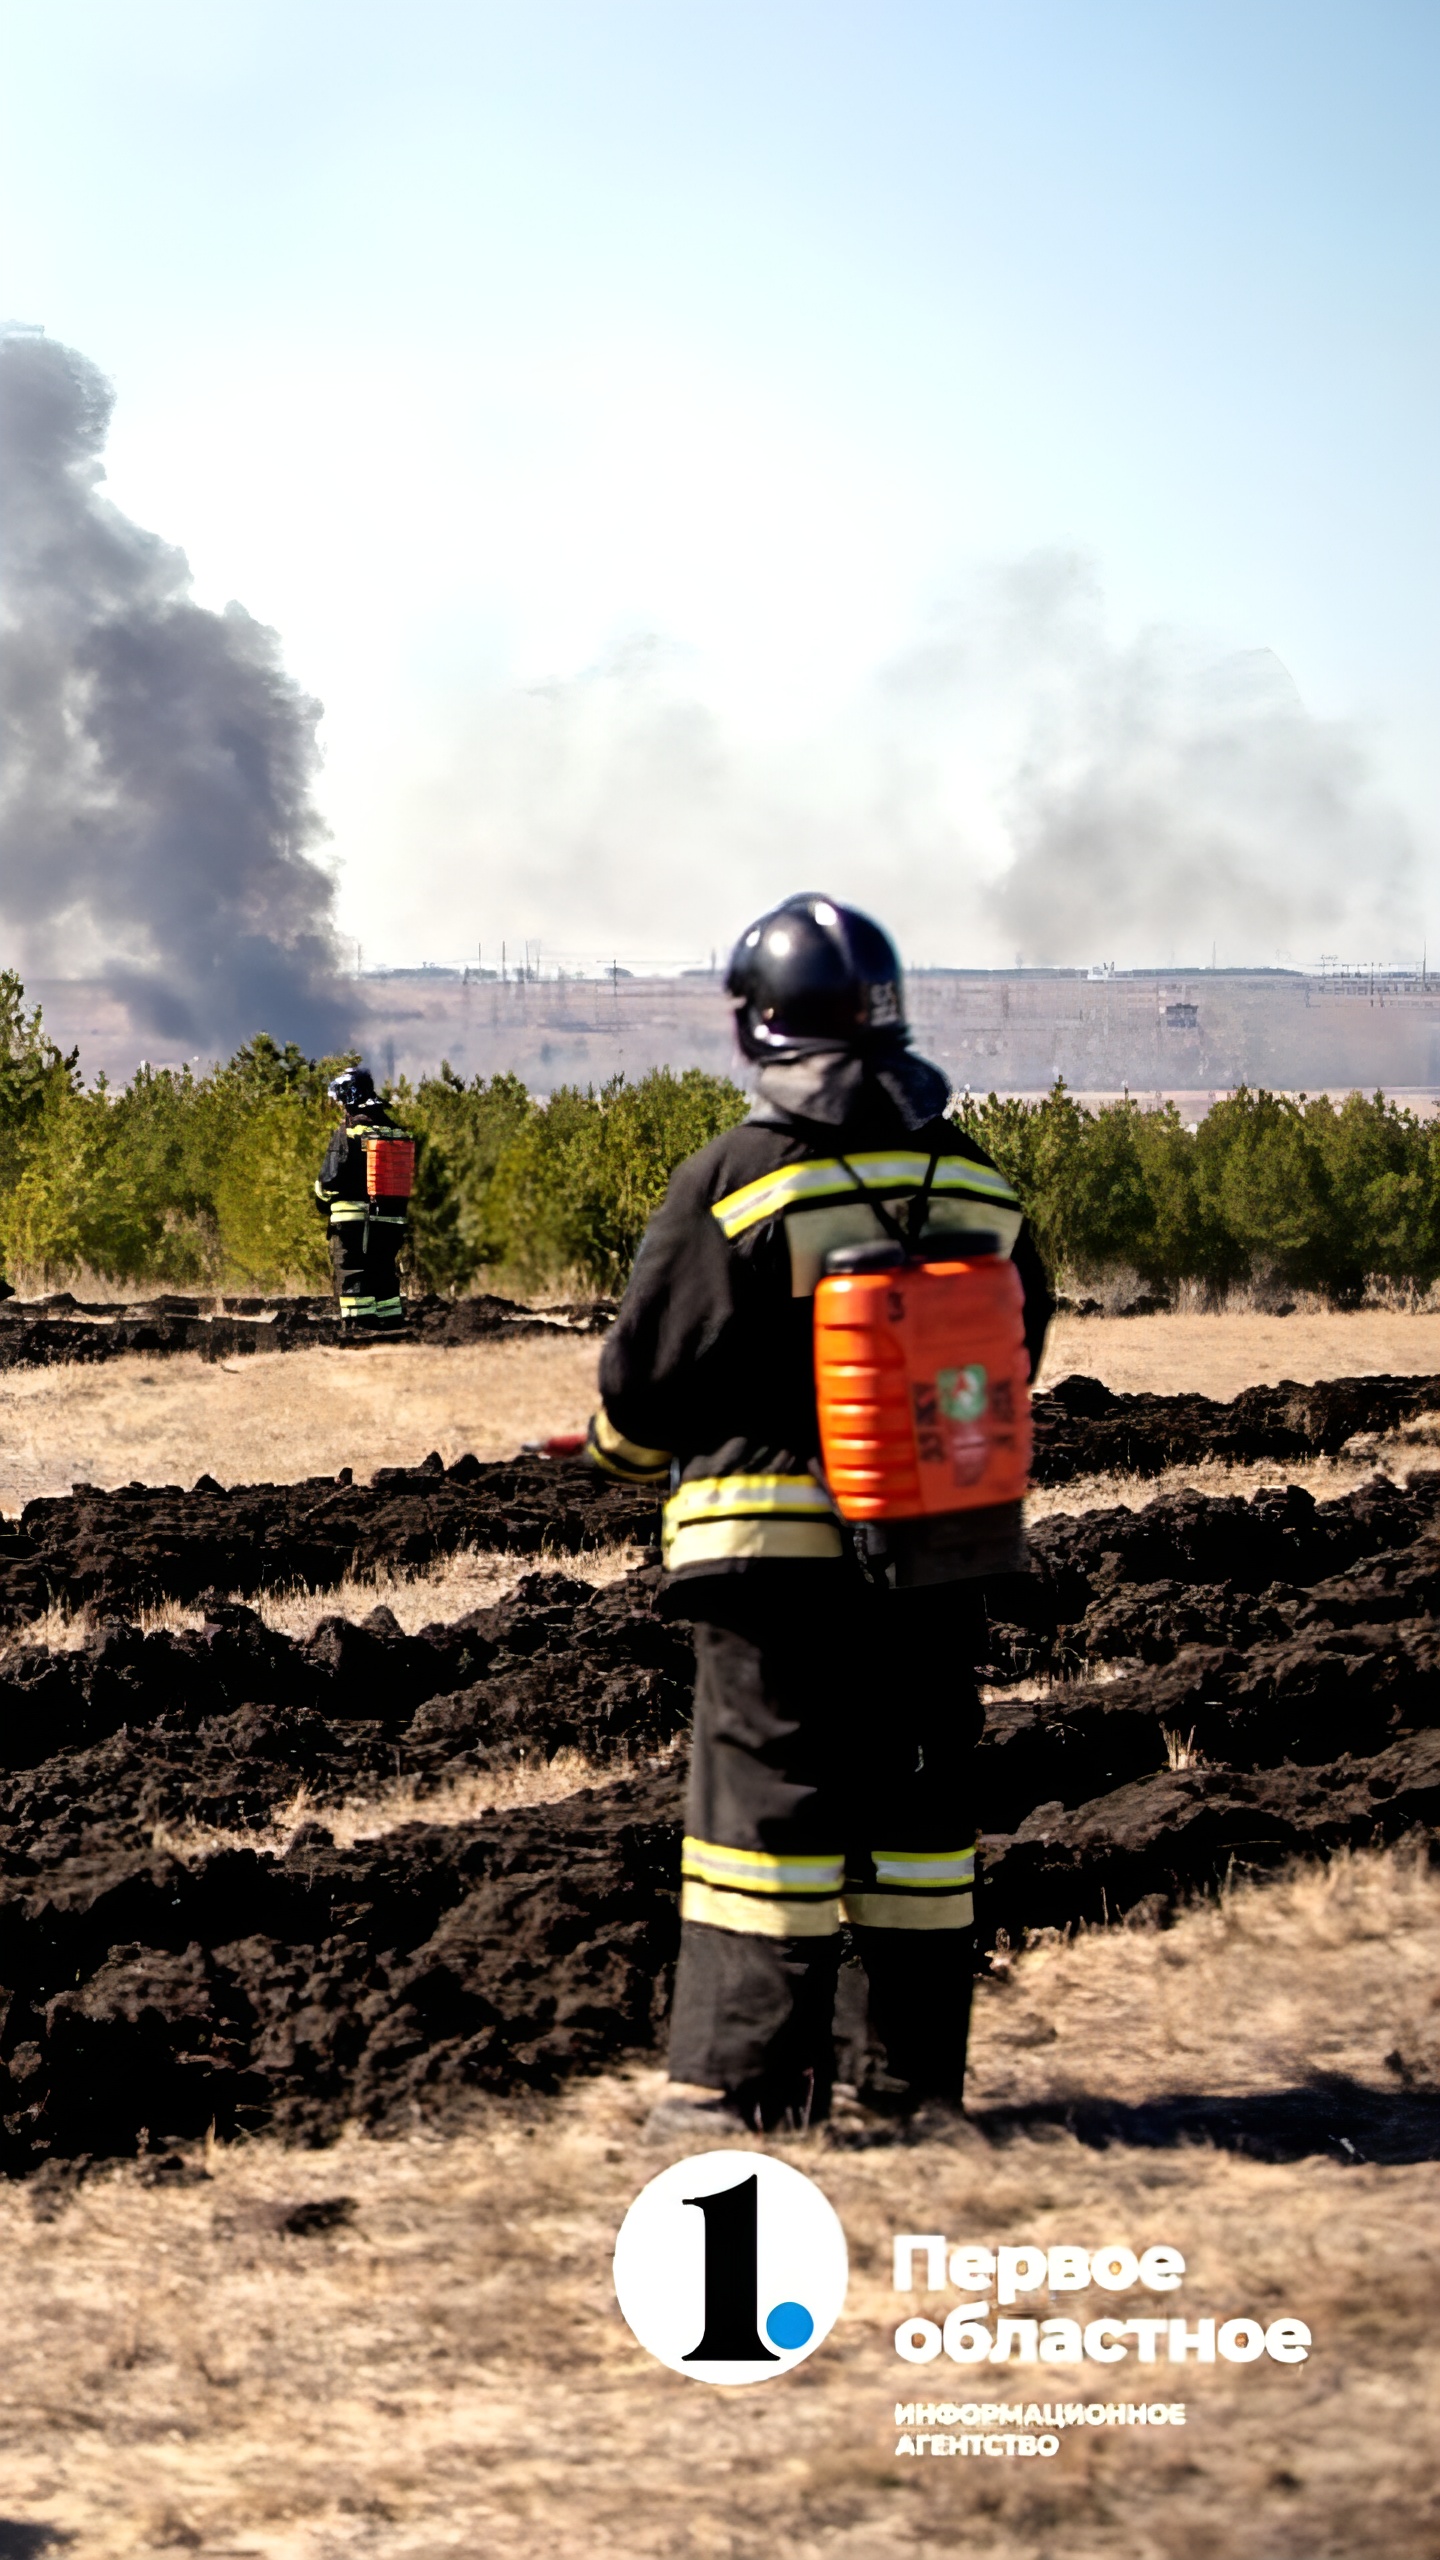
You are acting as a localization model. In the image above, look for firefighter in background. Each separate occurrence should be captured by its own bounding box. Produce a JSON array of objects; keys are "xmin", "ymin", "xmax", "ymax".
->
[
  {"xmin": 588, "ymin": 895, "xmax": 1052, "ymax": 2137},
  {"xmin": 314, "ymin": 1067, "xmax": 415, "ymax": 1329}
]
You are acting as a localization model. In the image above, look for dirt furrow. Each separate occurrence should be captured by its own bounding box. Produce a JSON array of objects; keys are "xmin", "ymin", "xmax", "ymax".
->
[
  {"xmin": 0, "ymin": 1290, "xmax": 611, "ymax": 1369},
  {"xmin": 0, "ymin": 1571, "xmax": 691, "ymax": 1829},
  {"xmin": 1, "ymin": 1479, "xmax": 1435, "ymax": 1799},
  {"xmin": 1034, "ymin": 1367, "xmax": 1440, "ymax": 1479},
  {"xmin": 1, "ymin": 1762, "xmax": 682, "ymax": 2173},
  {"xmin": 0, "ymin": 1455, "xmax": 659, "ymax": 1627},
  {"xmin": 2, "ymin": 1372, "xmax": 1439, "ymax": 2176},
  {"xmin": 4, "ymin": 1373, "xmax": 1440, "ymax": 1626},
  {"xmin": 6, "ymin": 1727, "xmax": 1439, "ymax": 2175}
]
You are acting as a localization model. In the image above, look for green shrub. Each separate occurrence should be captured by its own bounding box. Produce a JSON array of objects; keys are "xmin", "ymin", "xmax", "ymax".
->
[
  {"xmin": 209, "ymin": 1091, "xmax": 336, "ymax": 1290},
  {"xmin": 400, "ymin": 1065, "xmax": 534, "ymax": 1279},
  {"xmin": 4, "ymin": 1089, "xmax": 124, "ymax": 1284},
  {"xmin": 1308, "ymin": 1091, "xmax": 1440, "ymax": 1297},
  {"xmin": 4, "ymin": 970, "xmax": 1440, "ymax": 1304},
  {"xmin": 484, "ymin": 1069, "xmax": 749, "ymax": 1290},
  {"xmin": 955, "ymin": 1080, "xmax": 1440, "ymax": 1301},
  {"xmin": 403, "ymin": 1133, "xmax": 475, "ymax": 1297}
]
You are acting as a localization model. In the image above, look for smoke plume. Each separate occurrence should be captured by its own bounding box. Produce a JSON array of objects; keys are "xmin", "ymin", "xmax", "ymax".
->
[
  {"xmin": 0, "ymin": 329, "xmax": 348, "ymax": 1057},
  {"xmin": 404, "ymin": 555, "xmax": 1418, "ymax": 974},
  {"xmin": 973, "ymin": 554, "xmax": 1417, "ymax": 967}
]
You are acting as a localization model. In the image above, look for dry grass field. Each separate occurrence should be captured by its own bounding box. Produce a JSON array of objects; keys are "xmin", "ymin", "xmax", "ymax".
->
[
  {"xmin": 0, "ymin": 1335, "xmax": 603, "ymax": 1514},
  {"xmin": 6, "ymin": 1306, "xmax": 1440, "ymax": 1512},
  {"xmin": 3, "ymin": 1311, "xmax": 1440, "ymax": 2556},
  {"xmin": 1040, "ymin": 1303, "xmax": 1440, "ymax": 1398},
  {"xmin": 0, "ymin": 1850, "xmax": 1435, "ymax": 2560}
]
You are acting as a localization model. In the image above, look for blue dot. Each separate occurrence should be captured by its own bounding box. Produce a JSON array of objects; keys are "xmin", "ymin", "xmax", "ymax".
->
[{"xmin": 766, "ymin": 2300, "xmax": 814, "ymax": 2351}]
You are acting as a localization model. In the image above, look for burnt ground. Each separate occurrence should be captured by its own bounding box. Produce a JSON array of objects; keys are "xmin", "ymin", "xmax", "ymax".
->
[
  {"xmin": 1033, "ymin": 1364, "xmax": 1440, "ymax": 1473},
  {"xmin": 0, "ymin": 1288, "xmax": 612, "ymax": 1370},
  {"xmin": 0, "ymin": 1397, "xmax": 1437, "ymax": 2174},
  {"xmin": 3, "ymin": 1366, "xmax": 1438, "ymax": 1630},
  {"xmin": 0, "ymin": 1457, "xmax": 660, "ymax": 1628}
]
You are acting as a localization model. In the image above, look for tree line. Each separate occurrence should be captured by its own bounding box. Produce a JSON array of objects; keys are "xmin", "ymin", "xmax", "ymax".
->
[{"xmin": 2, "ymin": 970, "xmax": 1437, "ymax": 1302}]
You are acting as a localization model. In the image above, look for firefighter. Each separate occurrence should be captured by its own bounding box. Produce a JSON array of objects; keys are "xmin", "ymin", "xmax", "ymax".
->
[
  {"xmin": 587, "ymin": 894, "xmax": 1052, "ymax": 2137},
  {"xmin": 313, "ymin": 1066, "xmax": 414, "ymax": 1329}
]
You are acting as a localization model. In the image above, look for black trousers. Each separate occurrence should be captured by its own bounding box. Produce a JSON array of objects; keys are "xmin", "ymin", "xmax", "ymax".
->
[
  {"xmin": 668, "ymin": 1577, "xmax": 985, "ymax": 2123},
  {"xmin": 329, "ymin": 1223, "xmax": 404, "ymax": 1324}
]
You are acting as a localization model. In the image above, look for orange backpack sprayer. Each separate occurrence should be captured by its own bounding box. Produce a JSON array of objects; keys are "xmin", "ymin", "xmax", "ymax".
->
[
  {"xmin": 363, "ymin": 1135, "xmax": 416, "ymax": 1200},
  {"xmin": 813, "ymin": 1166, "xmax": 1031, "ymax": 1583}
]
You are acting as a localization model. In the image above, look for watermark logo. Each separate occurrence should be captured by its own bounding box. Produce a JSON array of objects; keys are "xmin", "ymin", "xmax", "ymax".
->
[{"xmin": 613, "ymin": 2151, "xmax": 849, "ymax": 2387}]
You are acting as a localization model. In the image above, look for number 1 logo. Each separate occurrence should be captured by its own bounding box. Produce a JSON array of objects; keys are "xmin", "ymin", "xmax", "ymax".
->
[{"xmin": 614, "ymin": 2151, "xmax": 849, "ymax": 2387}]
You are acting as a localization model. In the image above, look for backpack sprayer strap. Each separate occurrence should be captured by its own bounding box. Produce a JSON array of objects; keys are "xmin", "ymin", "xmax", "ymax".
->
[
  {"xmin": 908, "ymin": 1151, "xmax": 941, "ymax": 1249},
  {"xmin": 832, "ymin": 1150, "xmax": 940, "ymax": 1257}
]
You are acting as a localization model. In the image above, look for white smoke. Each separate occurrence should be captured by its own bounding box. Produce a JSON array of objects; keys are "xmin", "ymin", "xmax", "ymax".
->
[{"xmin": 396, "ymin": 553, "xmax": 1418, "ymax": 971}]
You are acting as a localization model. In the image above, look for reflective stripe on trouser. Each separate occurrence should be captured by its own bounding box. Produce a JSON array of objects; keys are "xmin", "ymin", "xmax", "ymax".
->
[
  {"xmin": 667, "ymin": 1583, "xmax": 984, "ymax": 2115},
  {"xmin": 844, "ymin": 1843, "xmax": 976, "ymax": 1931},
  {"xmin": 679, "ymin": 1837, "xmax": 974, "ymax": 1935},
  {"xmin": 329, "ymin": 1226, "xmax": 402, "ymax": 1323},
  {"xmin": 680, "ymin": 1835, "xmax": 844, "ymax": 1939}
]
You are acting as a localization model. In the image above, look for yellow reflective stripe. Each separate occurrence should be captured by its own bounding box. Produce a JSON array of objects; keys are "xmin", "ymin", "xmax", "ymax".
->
[
  {"xmin": 843, "ymin": 1891, "xmax": 974, "ymax": 1930},
  {"xmin": 329, "ymin": 1204, "xmax": 368, "ymax": 1222},
  {"xmin": 666, "ymin": 1473, "xmax": 835, "ymax": 1526},
  {"xmin": 927, "ymin": 1161, "xmax": 1020, "ymax": 1203},
  {"xmin": 681, "ymin": 1879, "xmax": 842, "ymax": 1938},
  {"xmin": 839, "ymin": 1149, "xmax": 1018, "ymax": 1205},
  {"xmin": 871, "ymin": 1847, "xmax": 977, "ymax": 1889},
  {"xmin": 591, "ymin": 1409, "xmax": 671, "ymax": 1473},
  {"xmin": 682, "ymin": 1836, "xmax": 845, "ymax": 1895},
  {"xmin": 711, "ymin": 1160, "xmax": 861, "ymax": 1238},
  {"xmin": 664, "ymin": 1519, "xmax": 844, "ymax": 1570},
  {"xmin": 712, "ymin": 1153, "xmax": 1019, "ymax": 1239}
]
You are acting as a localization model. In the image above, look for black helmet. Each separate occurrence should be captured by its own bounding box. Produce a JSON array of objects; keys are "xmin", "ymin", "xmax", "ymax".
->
[
  {"xmin": 725, "ymin": 894, "xmax": 906, "ymax": 1062},
  {"xmin": 327, "ymin": 1065, "xmax": 376, "ymax": 1111}
]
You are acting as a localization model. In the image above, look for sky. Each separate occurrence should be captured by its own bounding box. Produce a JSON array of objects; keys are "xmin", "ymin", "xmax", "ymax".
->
[{"xmin": 1, "ymin": 0, "xmax": 1437, "ymax": 980}]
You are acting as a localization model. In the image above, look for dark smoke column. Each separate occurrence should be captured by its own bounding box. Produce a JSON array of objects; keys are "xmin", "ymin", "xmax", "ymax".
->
[{"xmin": 0, "ymin": 329, "xmax": 350, "ymax": 1058}]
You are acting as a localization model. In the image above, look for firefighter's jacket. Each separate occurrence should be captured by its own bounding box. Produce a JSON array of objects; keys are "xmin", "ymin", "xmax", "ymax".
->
[
  {"xmin": 313, "ymin": 1112, "xmax": 413, "ymax": 1234},
  {"xmin": 590, "ymin": 1051, "xmax": 1053, "ymax": 1592}
]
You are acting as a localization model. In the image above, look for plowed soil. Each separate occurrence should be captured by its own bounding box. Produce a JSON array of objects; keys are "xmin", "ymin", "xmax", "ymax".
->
[
  {"xmin": 0, "ymin": 1453, "xmax": 659, "ymax": 1626},
  {"xmin": 4, "ymin": 1367, "xmax": 1437, "ymax": 1627},
  {"xmin": 0, "ymin": 1289, "xmax": 610, "ymax": 1368},
  {"xmin": 2, "ymin": 1366, "xmax": 1438, "ymax": 2177}
]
